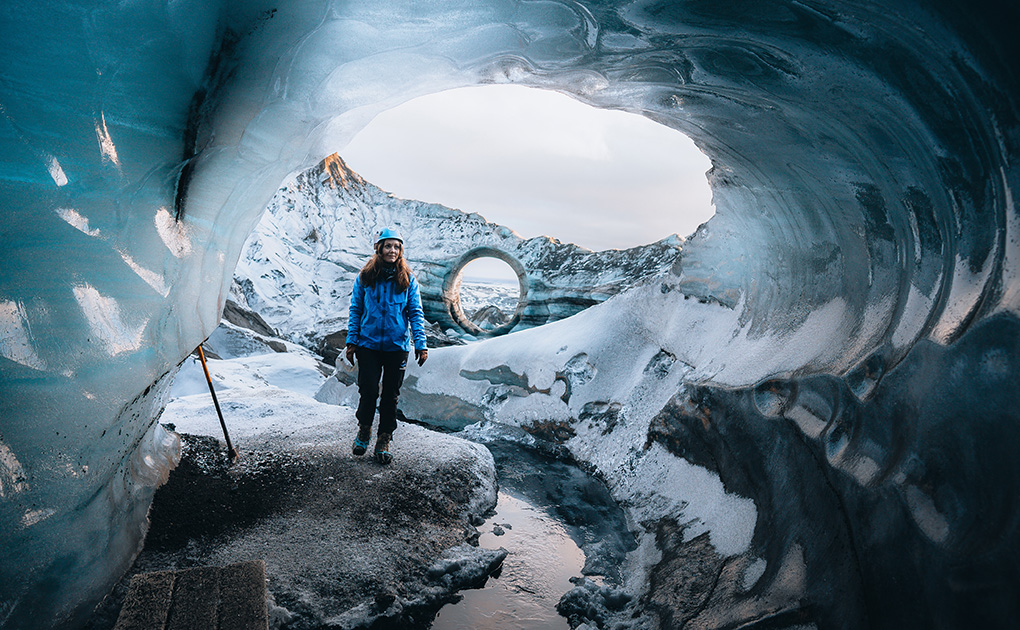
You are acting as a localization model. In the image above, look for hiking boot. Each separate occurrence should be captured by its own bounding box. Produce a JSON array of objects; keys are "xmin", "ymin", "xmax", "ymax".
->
[
  {"xmin": 352, "ymin": 424, "xmax": 372, "ymax": 456},
  {"xmin": 374, "ymin": 432, "xmax": 392, "ymax": 465}
]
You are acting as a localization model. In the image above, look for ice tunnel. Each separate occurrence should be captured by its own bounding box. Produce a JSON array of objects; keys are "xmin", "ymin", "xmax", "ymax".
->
[{"xmin": 1, "ymin": 0, "xmax": 1018, "ymax": 628}]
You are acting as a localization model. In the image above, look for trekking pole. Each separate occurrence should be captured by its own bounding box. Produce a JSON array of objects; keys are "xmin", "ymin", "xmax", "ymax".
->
[{"xmin": 196, "ymin": 344, "xmax": 240, "ymax": 463}]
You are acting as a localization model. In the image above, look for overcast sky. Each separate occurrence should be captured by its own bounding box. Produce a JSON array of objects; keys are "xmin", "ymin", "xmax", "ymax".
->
[{"xmin": 341, "ymin": 84, "xmax": 714, "ymax": 278}]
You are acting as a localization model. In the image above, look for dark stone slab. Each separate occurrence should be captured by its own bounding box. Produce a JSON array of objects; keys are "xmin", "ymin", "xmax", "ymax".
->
[
  {"xmin": 112, "ymin": 571, "xmax": 174, "ymax": 630},
  {"xmin": 222, "ymin": 299, "xmax": 276, "ymax": 338},
  {"xmin": 218, "ymin": 561, "xmax": 268, "ymax": 630},
  {"xmin": 166, "ymin": 566, "xmax": 220, "ymax": 630},
  {"xmin": 112, "ymin": 561, "xmax": 266, "ymax": 630}
]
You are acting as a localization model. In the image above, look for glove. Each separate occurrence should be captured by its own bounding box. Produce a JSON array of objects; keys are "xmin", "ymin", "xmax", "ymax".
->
[
  {"xmin": 345, "ymin": 344, "xmax": 356, "ymax": 365},
  {"xmin": 415, "ymin": 348, "xmax": 428, "ymax": 366}
]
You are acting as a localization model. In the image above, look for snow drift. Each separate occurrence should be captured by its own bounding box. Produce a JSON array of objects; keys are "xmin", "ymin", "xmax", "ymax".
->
[{"xmin": 1, "ymin": 0, "xmax": 1018, "ymax": 628}]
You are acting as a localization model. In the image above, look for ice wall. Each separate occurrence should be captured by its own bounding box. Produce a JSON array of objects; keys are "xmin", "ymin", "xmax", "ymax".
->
[{"xmin": 1, "ymin": 0, "xmax": 1018, "ymax": 628}]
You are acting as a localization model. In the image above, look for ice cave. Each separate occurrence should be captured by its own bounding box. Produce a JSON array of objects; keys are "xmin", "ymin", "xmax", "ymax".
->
[{"xmin": 1, "ymin": 0, "xmax": 1018, "ymax": 628}]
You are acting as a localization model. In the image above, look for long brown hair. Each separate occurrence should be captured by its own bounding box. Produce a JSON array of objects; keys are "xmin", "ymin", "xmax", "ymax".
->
[{"xmin": 359, "ymin": 240, "xmax": 412, "ymax": 291}]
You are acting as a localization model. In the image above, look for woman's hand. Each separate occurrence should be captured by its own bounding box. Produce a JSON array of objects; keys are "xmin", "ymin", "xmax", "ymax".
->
[
  {"xmin": 415, "ymin": 348, "xmax": 428, "ymax": 366},
  {"xmin": 345, "ymin": 344, "xmax": 356, "ymax": 365}
]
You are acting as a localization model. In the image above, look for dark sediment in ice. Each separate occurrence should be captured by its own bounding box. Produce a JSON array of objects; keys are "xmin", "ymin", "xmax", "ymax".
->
[{"xmin": 644, "ymin": 313, "xmax": 1020, "ymax": 628}]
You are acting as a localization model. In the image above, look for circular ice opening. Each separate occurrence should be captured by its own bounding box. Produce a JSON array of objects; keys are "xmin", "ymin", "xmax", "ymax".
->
[
  {"xmin": 444, "ymin": 249, "xmax": 528, "ymax": 337},
  {"xmin": 456, "ymin": 257, "xmax": 522, "ymax": 332}
]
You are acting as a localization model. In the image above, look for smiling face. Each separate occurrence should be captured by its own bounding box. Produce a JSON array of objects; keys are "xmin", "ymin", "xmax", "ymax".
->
[{"xmin": 379, "ymin": 238, "xmax": 402, "ymax": 263}]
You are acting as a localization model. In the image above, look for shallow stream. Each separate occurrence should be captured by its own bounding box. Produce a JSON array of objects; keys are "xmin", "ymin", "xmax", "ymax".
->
[
  {"xmin": 432, "ymin": 491, "xmax": 579, "ymax": 630},
  {"xmin": 428, "ymin": 425, "xmax": 635, "ymax": 629}
]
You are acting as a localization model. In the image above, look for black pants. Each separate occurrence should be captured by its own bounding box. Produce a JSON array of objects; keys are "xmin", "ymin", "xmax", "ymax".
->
[{"xmin": 355, "ymin": 347, "xmax": 408, "ymax": 434}]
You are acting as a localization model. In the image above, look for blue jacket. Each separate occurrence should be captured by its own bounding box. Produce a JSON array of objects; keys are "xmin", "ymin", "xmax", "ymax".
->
[{"xmin": 346, "ymin": 273, "xmax": 428, "ymax": 352}]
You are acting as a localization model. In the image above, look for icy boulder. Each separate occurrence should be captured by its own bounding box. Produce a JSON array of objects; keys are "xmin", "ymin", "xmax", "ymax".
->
[{"xmin": 1, "ymin": 0, "xmax": 1019, "ymax": 628}]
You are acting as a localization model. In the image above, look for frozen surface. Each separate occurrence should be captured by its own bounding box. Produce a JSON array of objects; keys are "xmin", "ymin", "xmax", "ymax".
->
[
  {"xmin": 2, "ymin": 0, "xmax": 1019, "ymax": 628},
  {"xmin": 372, "ymin": 282, "xmax": 761, "ymax": 564},
  {"xmin": 169, "ymin": 346, "xmax": 328, "ymax": 401}
]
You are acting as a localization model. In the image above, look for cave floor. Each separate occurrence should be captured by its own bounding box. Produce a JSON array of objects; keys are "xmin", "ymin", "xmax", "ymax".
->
[{"xmin": 86, "ymin": 407, "xmax": 500, "ymax": 630}]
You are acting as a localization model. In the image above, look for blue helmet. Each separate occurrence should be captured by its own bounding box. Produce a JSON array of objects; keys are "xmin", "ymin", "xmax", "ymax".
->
[{"xmin": 376, "ymin": 226, "xmax": 403, "ymax": 244}]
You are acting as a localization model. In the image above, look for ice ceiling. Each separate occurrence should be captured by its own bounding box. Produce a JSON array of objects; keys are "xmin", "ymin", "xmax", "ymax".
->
[{"xmin": 1, "ymin": 0, "xmax": 1018, "ymax": 628}]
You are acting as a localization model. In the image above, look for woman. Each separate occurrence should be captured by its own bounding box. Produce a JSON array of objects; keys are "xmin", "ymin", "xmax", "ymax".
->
[{"xmin": 345, "ymin": 227, "xmax": 428, "ymax": 464}]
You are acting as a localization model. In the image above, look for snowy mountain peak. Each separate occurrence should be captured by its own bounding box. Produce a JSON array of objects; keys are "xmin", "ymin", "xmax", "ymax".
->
[{"xmin": 319, "ymin": 153, "xmax": 366, "ymax": 192}]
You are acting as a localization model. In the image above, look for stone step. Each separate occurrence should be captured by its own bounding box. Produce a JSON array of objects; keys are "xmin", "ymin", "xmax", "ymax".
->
[{"xmin": 113, "ymin": 560, "xmax": 267, "ymax": 630}]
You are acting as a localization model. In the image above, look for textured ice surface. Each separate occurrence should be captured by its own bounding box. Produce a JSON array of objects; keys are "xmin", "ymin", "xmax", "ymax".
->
[
  {"xmin": 386, "ymin": 281, "xmax": 761, "ymax": 562},
  {"xmin": 2, "ymin": 0, "xmax": 1019, "ymax": 627}
]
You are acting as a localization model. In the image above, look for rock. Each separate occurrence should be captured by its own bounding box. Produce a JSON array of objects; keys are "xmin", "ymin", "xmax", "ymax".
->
[
  {"xmin": 557, "ymin": 576, "xmax": 633, "ymax": 630},
  {"xmin": 92, "ymin": 412, "xmax": 499, "ymax": 630},
  {"xmin": 424, "ymin": 321, "xmax": 467, "ymax": 348},
  {"xmin": 426, "ymin": 544, "xmax": 507, "ymax": 590},
  {"xmin": 204, "ymin": 319, "xmax": 292, "ymax": 360},
  {"xmin": 373, "ymin": 586, "xmax": 397, "ymax": 612},
  {"xmin": 468, "ymin": 304, "xmax": 509, "ymax": 328},
  {"xmin": 221, "ymin": 298, "xmax": 277, "ymax": 338},
  {"xmin": 316, "ymin": 329, "xmax": 348, "ymax": 366}
]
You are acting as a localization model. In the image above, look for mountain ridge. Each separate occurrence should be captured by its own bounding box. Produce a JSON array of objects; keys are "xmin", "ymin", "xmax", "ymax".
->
[{"xmin": 234, "ymin": 153, "xmax": 683, "ymax": 347}]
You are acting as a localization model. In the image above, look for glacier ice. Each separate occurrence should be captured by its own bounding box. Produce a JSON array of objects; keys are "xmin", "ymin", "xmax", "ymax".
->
[
  {"xmin": 1, "ymin": 0, "xmax": 1019, "ymax": 628},
  {"xmin": 236, "ymin": 153, "xmax": 681, "ymax": 346}
]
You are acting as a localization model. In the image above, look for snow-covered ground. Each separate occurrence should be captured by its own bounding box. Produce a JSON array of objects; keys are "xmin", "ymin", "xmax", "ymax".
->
[
  {"xmin": 166, "ymin": 275, "xmax": 764, "ymax": 629},
  {"xmin": 161, "ymin": 316, "xmax": 651, "ymax": 630},
  {"xmin": 458, "ymin": 278, "xmax": 520, "ymax": 318},
  {"xmin": 164, "ymin": 319, "xmax": 337, "ymax": 440},
  {"xmin": 459, "ymin": 278, "xmax": 520, "ymax": 330}
]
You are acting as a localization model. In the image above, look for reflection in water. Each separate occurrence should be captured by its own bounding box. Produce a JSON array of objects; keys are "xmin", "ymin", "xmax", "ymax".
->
[{"xmin": 432, "ymin": 491, "xmax": 583, "ymax": 630}]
